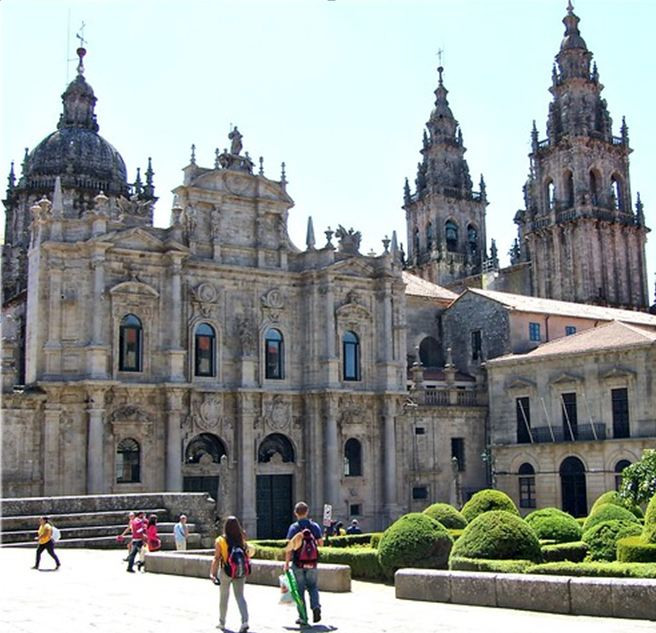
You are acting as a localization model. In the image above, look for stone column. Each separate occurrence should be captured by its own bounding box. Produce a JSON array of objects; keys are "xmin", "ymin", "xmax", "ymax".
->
[
  {"xmin": 86, "ymin": 388, "xmax": 106, "ymax": 494},
  {"xmin": 43, "ymin": 400, "xmax": 62, "ymax": 495},
  {"xmin": 238, "ymin": 392, "xmax": 258, "ymax": 536},
  {"xmin": 43, "ymin": 256, "xmax": 63, "ymax": 377},
  {"xmin": 87, "ymin": 248, "xmax": 108, "ymax": 378},
  {"xmin": 323, "ymin": 395, "xmax": 339, "ymax": 507},
  {"xmin": 167, "ymin": 254, "xmax": 185, "ymax": 381},
  {"xmin": 165, "ymin": 389, "xmax": 184, "ymax": 491},
  {"xmin": 382, "ymin": 398, "xmax": 399, "ymax": 524},
  {"xmin": 321, "ymin": 281, "xmax": 339, "ymax": 386}
]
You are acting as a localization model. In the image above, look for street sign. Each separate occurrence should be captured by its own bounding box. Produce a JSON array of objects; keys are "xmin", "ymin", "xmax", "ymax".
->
[{"xmin": 322, "ymin": 503, "xmax": 332, "ymax": 527}]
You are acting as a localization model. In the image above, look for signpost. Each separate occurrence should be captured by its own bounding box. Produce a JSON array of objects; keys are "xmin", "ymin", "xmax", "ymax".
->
[{"xmin": 322, "ymin": 503, "xmax": 332, "ymax": 527}]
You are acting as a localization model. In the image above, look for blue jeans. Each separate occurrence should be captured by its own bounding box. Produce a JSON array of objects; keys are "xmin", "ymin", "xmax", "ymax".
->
[{"xmin": 292, "ymin": 565, "xmax": 320, "ymax": 613}]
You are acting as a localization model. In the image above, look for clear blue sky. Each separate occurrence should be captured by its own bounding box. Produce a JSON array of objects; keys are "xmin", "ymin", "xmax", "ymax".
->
[{"xmin": 1, "ymin": 0, "xmax": 654, "ymax": 298}]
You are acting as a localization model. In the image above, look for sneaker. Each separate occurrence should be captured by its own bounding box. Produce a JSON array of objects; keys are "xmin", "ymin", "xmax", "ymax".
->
[
  {"xmin": 295, "ymin": 618, "xmax": 308, "ymax": 626},
  {"xmin": 313, "ymin": 607, "xmax": 321, "ymax": 623},
  {"xmin": 122, "ymin": 557, "xmax": 129, "ymax": 562},
  {"xmin": 126, "ymin": 568, "xmax": 135, "ymax": 573},
  {"xmin": 216, "ymin": 624, "xmax": 225, "ymax": 631},
  {"xmin": 31, "ymin": 566, "xmax": 38, "ymax": 570},
  {"xmin": 239, "ymin": 625, "xmax": 249, "ymax": 633}
]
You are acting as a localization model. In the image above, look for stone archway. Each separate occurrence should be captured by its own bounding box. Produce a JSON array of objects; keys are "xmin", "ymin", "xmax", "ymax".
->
[
  {"xmin": 182, "ymin": 433, "xmax": 227, "ymax": 502},
  {"xmin": 560, "ymin": 456, "xmax": 587, "ymax": 517}
]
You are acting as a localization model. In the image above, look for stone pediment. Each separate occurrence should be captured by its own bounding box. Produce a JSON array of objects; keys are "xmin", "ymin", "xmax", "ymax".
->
[
  {"xmin": 109, "ymin": 280, "xmax": 159, "ymax": 298},
  {"xmin": 100, "ymin": 227, "xmax": 178, "ymax": 253},
  {"xmin": 506, "ymin": 377, "xmax": 536, "ymax": 391},
  {"xmin": 601, "ymin": 367, "xmax": 636, "ymax": 381},
  {"xmin": 549, "ymin": 371, "xmax": 582, "ymax": 385},
  {"xmin": 336, "ymin": 301, "xmax": 372, "ymax": 321},
  {"xmin": 329, "ymin": 257, "xmax": 375, "ymax": 278},
  {"xmin": 188, "ymin": 171, "xmax": 293, "ymax": 205}
]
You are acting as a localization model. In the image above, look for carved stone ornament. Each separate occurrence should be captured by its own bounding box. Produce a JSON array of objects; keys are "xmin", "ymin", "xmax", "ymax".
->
[
  {"xmin": 263, "ymin": 394, "xmax": 290, "ymax": 432},
  {"xmin": 339, "ymin": 396, "xmax": 364, "ymax": 425},
  {"xmin": 110, "ymin": 405, "xmax": 150, "ymax": 423},
  {"xmin": 198, "ymin": 393, "xmax": 223, "ymax": 431},
  {"xmin": 191, "ymin": 282, "xmax": 219, "ymax": 318},
  {"xmin": 261, "ymin": 288, "xmax": 285, "ymax": 321},
  {"xmin": 235, "ymin": 313, "xmax": 256, "ymax": 355}
]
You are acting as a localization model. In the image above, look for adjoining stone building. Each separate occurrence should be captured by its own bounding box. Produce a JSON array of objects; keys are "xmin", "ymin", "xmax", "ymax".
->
[{"xmin": 487, "ymin": 321, "xmax": 656, "ymax": 516}]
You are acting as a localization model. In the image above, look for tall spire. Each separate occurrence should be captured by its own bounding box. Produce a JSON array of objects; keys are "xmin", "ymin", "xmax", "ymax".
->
[
  {"xmin": 305, "ymin": 216, "xmax": 316, "ymax": 250},
  {"xmin": 58, "ymin": 45, "xmax": 98, "ymax": 132}
]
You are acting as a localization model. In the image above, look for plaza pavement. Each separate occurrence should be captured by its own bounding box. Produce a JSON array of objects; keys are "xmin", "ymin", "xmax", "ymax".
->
[{"xmin": 1, "ymin": 548, "xmax": 653, "ymax": 633}]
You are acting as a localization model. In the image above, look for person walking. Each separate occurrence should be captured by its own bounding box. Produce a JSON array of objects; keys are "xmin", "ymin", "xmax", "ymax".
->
[
  {"xmin": 174, "ymin": 514, "xmax": 189, "ymax": 551},
  {"xmin": 137, "ymin": 514, "xmax": 161, "ymax": 571},
  {"xmin": 119, "ymin": 511, "xmax": 135, "ymax": 561},
  {"xmin": 346, "ymin": 519, "xmax": 362, "ymax": 535},
  {"xmin": 126, "ymin": 511, "xmax": 146, "ymax": 573},
  {"xmin": 284, "ymin": 502, "xmax": 323, "ymax": 626},
  {"xmin": 209, "ymin": 516, "xmax": 250, "ymax": 633},
  {"xmin": 32, "ymin": 516, "xmax": 61, "ymax": 570}
]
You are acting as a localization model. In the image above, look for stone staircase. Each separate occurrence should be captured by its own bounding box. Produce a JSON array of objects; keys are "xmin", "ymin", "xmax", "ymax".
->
[{"xmin": 0, "ymin": 492, "xmax": 216, "ymax": 549}]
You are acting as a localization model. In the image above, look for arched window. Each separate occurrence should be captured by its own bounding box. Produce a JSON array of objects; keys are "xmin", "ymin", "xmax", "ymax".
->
[
  {"xmin": 194, "ymin": 323, "xmax": 216, "ymax": 377},
  {"xmin": 589, "ymin": 170, "xmax": 599, "ymax": 205},
  {"xmin": 342, "ymin": 331, "xmax": 360, "ymax": 381},
  {"xmin": 419, "ymin": 336, "xmax": 441, "ymax": 368},
  {"xmin": 185, "ymin": 433, "xmax": 226, "ymax": 464},
  {"xmin": 614, "ymin": 459, "xmax": 631, "ymax": 491},
  {"xmin": 258, "ymin": 433, "xmax": 295, "ymax": 463},
  {"xmin": 560, "ymin": 456, "xmax": 587, "ymax": 517},
  {"xmin": 611, "ymin": 175, "xmax": 624, "ymax": 211},
  {"xmin": 426, "ymin": 222, "xmax": 434, "ymax": 250},
  {"xmin": 344, "ymin": 438, "xmax": 362, "ymax": 477},
  {"xmin": 445, "ymin": 220, "xmax": 458, "ymax": 252},
  {"xmin": 467, "ymin": 224, "xmax": 478, "ymax": 255},
  {"xmin": 518, "ymin": 462, "xmax": 536, "ymax": 509},
  {"xmin": 119, "ymin": 314, "xmax": 142, "ymax": 372},
  {"xmin": 545, "ymin": 179, "xmax": 555, "ymax": 210},
  {"xmin": 564, "ymin": 170, "xmax": 574, "ymax": 208},
  {"xmin": 265, "ymin": 328, "xmax": 284, "ymax": 379},
  {"xmin": 116, "ymin": 438, "xmax": 140, "ymax": 483}
]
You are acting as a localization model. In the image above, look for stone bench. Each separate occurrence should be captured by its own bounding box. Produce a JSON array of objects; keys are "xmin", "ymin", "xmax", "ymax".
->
[
  {"xmin": 145, "ymin": 552, "xmax": 351, "ymax": 592},
  {"xmin": 394, "ymin": 569, "xmax": 656, "ymax": 620}
]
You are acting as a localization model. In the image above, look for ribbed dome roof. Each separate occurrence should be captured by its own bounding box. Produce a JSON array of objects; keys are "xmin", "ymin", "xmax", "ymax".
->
[{"xmin": 21, "ymin": 49, "xmax": 128, "ymax": 196}]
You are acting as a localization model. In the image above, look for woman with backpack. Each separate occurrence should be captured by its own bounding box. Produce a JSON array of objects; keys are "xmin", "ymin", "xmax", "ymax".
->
[
  {"xmin": 32, "ymin": 516, "xmax": 61, "ymax": 570},
  {"xmin": 209, "ymin": 515, "xmax": 251, "ymax": 633}
]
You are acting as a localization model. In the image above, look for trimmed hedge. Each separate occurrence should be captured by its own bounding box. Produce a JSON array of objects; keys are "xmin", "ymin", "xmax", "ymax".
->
[
  {"xmin": 252, "ymin": 544, "xmax": 285, "ymax": 561},
  {"xmin": 525, "ymin": 560, "xmax": 656, "ymax": 578},
  {"xmin": 590, "ymin": 490, "xmax": 644, "ymax": 519},
  {"xmin": 370, "ymin": 533, "xmax": 382, "ymax": 549},
  {"xmin": 318, "ymin": 547, "xmax": 385, "ymax": 581},
  {"xmin": 377, "ymin": 513, "xmax": 453, "ymax": 578},
  {"xmin": 423, "ymin": 503, "xmax": 468, "ymax": 529},
  {"xmin": 450, "ymin": 510, "xmax": 542, "ymax": 562},
  {"xmin": 582, "ymin": 520, "xmax": 642, "ymax": 562},
  {"xmin": 525, "ymin": 508, "xmax": 582, "ymax": 543},
  {"xmin": 461, "ymin": 489, "xmax": 519, "ymax": 522},
  {"xmin": 541, "ymin": 541, "xmax": 588, "ymax": 563},
  {"xmin": 582, "ymin": 503, "xmax": 639, "ymax": 533},
  {"xmin": 617, "ymin": 535, "xmax": 656, "ymax": 563},
  {"xmin": 644, "ymin": 494, "xmax": 656, "ymax": 544},
  {"xmin": 251, "ymin": 539, "xmax": 287, "ymax": 548},
  {"xmin": 324, "ymin": 533, "xmax": 378, "ymax": 548},
  {"xmin": 449, "ymin": 556, "xmax": 534, "ymax": 573}
]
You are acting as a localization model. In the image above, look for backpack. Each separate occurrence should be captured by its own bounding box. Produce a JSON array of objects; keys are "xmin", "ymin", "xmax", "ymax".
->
[
  {"xmin": 224, "ymin": 544, "xmax": 250, "ymax": 578},
  {"xmin": 296, "ymin": 527, "xmax": 319, "ymax": 567},
  {"xmin": 51, "ymin": 526, "xmax": 61, "ymax": 542}
]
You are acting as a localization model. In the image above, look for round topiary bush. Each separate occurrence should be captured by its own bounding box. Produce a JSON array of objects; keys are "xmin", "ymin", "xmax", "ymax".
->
[
  {"xmin": 460, "ymin": 489, "xmax": 519, "ymax": 523},
  {"xmin": 582, "ymin": 519, "xmax": 642, "ymax": 562},
  {"xmin": 525, "ymin": 508, "xmax": 582, "ymax": 543},
  {"xmin": 617, "ymin": 535, "xmax": 656, "ymax": 563},
  {"xmin": 450, "ymin": 510, "xmax": 542, "ymax": 562},
  {"xmin": 582, "ymin": 503, "xmax": 640, "ymax": 533},
  {"xmin": 377, "ymin": 513, "xmax": 453, "ymax": 577},
  {"xmin": 423, "ymin": 503, "xmax": 468, "ymax": 529},
  {"xmin": 590, "ymin": 490, "xmax": 643, "ymax": 519},
  {"xmin": 644, "ymin": 494, "xmax": 656, "ymax": 544}
]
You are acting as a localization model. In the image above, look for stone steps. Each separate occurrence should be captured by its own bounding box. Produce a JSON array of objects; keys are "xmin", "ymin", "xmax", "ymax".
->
[
  {"xmin": 1, "ymin": 508, "xmax": 169, "ymax": 531},
  {"xmin": 5, "ymin": 532, "xmax": 203, "ymax": 549}
]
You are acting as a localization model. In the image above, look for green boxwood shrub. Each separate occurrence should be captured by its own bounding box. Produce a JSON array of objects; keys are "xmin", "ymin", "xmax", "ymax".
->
[
  {"xmin": 251, "ymin": 544, "xmax": 285, "ymax": 561},
  {"xmin": 643, "ymin": 494, "xmax": 656, "ymax": 544},
  {"xmin": 449, "ymin": 529, "xmax": 464, "ymax": 541},
  {"xmin": 582, "ymin": 503, "xmax": 639, "ymax": 533},
  {"xmin": 541, "ymin": 541, "xmax": 588, "ymax": 563},
  {"xmin": 460, "ymin": 489, "xmax": 519, "ymax": 522},
  {"xmin": 525, "ymin": 561, "xmax": 656, "ymax": 578},
  {"xmin": 450, "ymin": 510, "xmax": 542, "ymax": 562},
  {"xmin": 369, "ymin": 533, "xmax": 383, "ymax": 549},
  {"xmin": 324, "ymin": 533, "xmax": 377, "ymax": 548},
  {"xmin": 377, "ymin": 513, "xmax": 453, "ymax": 578},
  {"xmin": 250, "ymin": 539, "xmax": 287, "ymax": 548},
  {"xmin": 525, "ymin": 508, "xmax": 582, "ymax": 543},
  {"xmin": 423, "ymin": 503, "xmax": 468, "ymax": 529},
  {"xmin": 582, "ymin": 520, "xmax": 642, "ymax": 562},
  {"xmin": 590, "ymin": 490, "xmax": 643, "ymax": 519},
  {"xmin": 617, "ymin": 535, "xmax": 656, "ymax": 563},
  {"xmin": 318, "ymin": 547, "xmax": 385, "ymax": 581},
  {"xmin": 449, "ymin": 557, "xmax": 534, "ymax": 573}
]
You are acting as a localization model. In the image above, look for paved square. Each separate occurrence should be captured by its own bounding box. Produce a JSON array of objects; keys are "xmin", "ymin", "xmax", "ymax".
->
[{"xmin": 1, "ymin": 548, "xmax": 653, "ymax": 633}]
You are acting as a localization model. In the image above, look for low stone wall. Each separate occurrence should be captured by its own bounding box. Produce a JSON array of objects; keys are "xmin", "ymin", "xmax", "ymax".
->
[
  {"xmin": 395, "ymin": 569, "xmax": 656, "ymax": 620},
  {"xmin": 145, "ymin": 552, "xmax": 351, "ymax": 592}
]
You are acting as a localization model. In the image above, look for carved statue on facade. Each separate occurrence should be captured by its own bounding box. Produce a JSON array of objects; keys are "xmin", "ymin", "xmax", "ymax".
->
[
  {"xmin": 229, "ymin": 127, "xmax": 243, "ymax": 155},
  {"xmin": 335, "ymin": 225, "xmax": 362, "ymax": 254}
]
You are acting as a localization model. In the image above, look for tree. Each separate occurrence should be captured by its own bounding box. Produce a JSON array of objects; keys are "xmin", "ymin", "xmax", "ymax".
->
[{"xmin": 619, "ymin": 449, "xmax": 656, "ymax": 506}]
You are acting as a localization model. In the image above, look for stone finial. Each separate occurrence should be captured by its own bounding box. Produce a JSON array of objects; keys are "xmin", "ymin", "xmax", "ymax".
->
[
  {"xmin": 214, "ymin": 148, "xmax": 221, "ymax": 169},
  {"xmin": 144, "ymin": 157, "xmax": 155, "ymax": 198},
  {"xmin": 531, "ymin": 120, "xmax": 539, "ymax": 152},
  {"xmin": 190, "ymin": 143, "xmax": 196, "ymax": 165},
  {"xmin": 7, "ymin": 161, "xmax": 15, "ymax": 192},
  {"xmin": 21, "ymin": 148, "xmax": 29, "ymax": 176},
  {"xmin": 445, "ymin": 346, "xmax": 454, "ymax": 368},
  {"xmin": 382, "ymin": 235, "xmax": 391, "ymax": 253},
  {"xmin": 133, "ymin": 167, "xmax": 143, "ymax": 196},
  {"xmin": 391, "ymin": 230, "xmax": 399, "ymax": 255},
  {"xmin": 259, "ymin": 156, "xmax": 264, "ymax": 176},
  {"xmin": 281, "ymin": 162, "xmax": 287, "ymax": 187},
  {"xmin": 621, "ymin": 116, "xmax": 629, "ymax": 144},
  {"xmin": 479, "ymin": 174, "xmax": 487, "ymax": 201},
  {"xmin": 306, "ymin": 216, "xmax": 316, "ymax": 250},
  {"xmin": 635, "ymin": 192, "xmax": 645, "ymax": 226},
  {"xmin": 324, "ymin": 226, "xmax": 334, "ymax": 249},
  {"xmin": 94, "ymin": 190, "xmax": 109, "ymax": 215},
  {"xmin": 403, "ymin": 177, "xmax": 411, "ymax": 205},
  {"xmin": 52, "ymin": 176, "xmax": 64, "ymax": 218}
]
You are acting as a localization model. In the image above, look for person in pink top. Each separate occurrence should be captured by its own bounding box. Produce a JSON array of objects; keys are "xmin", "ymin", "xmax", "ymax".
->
[
  {"xmin": 126, "ymin": 511, "xmax": 145, "ymax": 573},
  {"xmin": 136, "ymin": 514, "xmax": 161, "ymax": 571}
]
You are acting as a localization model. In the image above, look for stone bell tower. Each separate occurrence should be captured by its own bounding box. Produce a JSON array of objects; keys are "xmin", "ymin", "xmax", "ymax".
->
[
  {"xmin": 515, "ymin": 2, "xmax": 650, "ymax": 309},
  {"xmin": 403, "ymin": 65, "xmax": 488, "ymax": 286}
]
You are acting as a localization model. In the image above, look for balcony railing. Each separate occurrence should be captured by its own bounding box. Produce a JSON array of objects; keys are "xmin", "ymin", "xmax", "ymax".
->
[{"xmin": 418, "ymin": 388, "xmax": 483, "ymax": 408}]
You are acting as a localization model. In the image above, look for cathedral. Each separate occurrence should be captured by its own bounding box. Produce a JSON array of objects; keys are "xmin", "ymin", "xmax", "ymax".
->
[{"xmin": 2, "ymin": 4, "xmax": 654, "ymax": 535}]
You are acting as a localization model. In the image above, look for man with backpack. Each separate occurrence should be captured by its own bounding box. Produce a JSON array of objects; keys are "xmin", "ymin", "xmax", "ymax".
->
[{"xmin": 284, "ymin": 501, "xmax": 323, "ymax": 625}]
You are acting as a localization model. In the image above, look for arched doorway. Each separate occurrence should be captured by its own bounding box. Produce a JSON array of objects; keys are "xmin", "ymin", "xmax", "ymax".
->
[
  {"xmin": 256, "ymin": 433, "xmax": 295, "ymax": 538},
  {"xmin": 560, "ymin": 456, "xmax": 587, "ymax": 517},
  {"xmin": 182, "ymin": 433, "xmax": 227, "ymax": 501}
]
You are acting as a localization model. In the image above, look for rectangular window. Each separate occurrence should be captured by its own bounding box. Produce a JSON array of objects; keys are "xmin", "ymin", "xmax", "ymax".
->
[
  {"xmin": 471, "ymin": 330, "xmax": 482, "ymax": 360},
  {"xmin": 412, "ymin": 486, "xmax": 428, "ymax": 500},
  {"xmin": 519, "ymin": 476, "xmax": 536, "ymax": 508},
  {"xmin": 415, "ymin": 427, "xmax": 426, "ymax": 435},
  {"xmin": 451, "ymin": 437, "xmax": 465, "ymax": 472},
  {"xmin": 565, "ymin": 325, "xmax": 577, "ymax": 336},
  {"xmin": 516, "ymin": 397, "xmax": 531, "ymax": 444},
  {"xmin": 611, "ymin": 388, "xmax": 630, "ymax": 438},
  {"xmin": 561, "ymin": 392, "xmax": 578, "ymax": 440},
  {"xmin": 529, "ymin": 322, "xmax": 541, "ymax": 342},
  {"xmin": 349, "ymin": 504, "xmax": 361, "ymax": 516}
]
